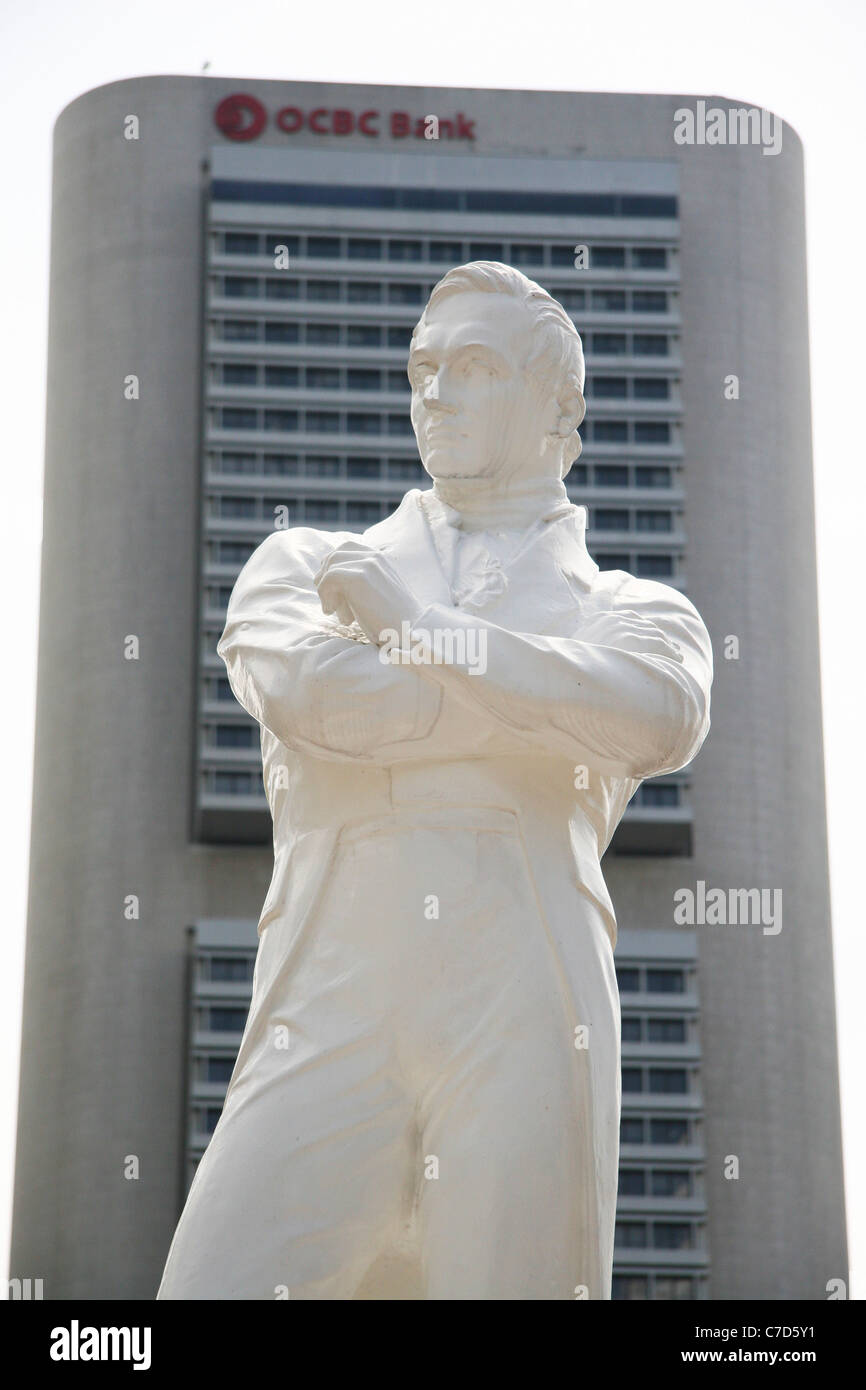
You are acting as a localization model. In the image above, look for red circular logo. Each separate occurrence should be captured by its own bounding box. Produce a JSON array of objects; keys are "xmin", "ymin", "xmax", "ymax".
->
[{"xmin": 215, "ymin": 93, "xmax": 267, "ymax": 142}]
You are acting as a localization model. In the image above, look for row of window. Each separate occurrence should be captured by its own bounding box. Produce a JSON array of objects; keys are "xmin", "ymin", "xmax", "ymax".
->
[
  {"xmin": 615, "ymin": 1220, "xmax": 700, "ymax": 1251},
  {"xmin": 621, "ymin": 1116, "xmax": 694, "ymax": 1146},
  {"xmin": 592, "ymin": 509, "xmax": 674, "ymax": 532},
  {"xmin": 218, "ymin": 231, "xmax": 670, "ymax": 271},
  {"xmin": 214, "ymin": 406, "xmax": 673, "ymax": 445},
  {"xmin": 619, "ymin": 1168, "xmax": 695, "ymax": 1198},
  {"xmin": 213, "ymin": 316, "xmax": 672, "ymax": 359},
  {"xmin": 622, "ymin": 1067, "xmax": 691, "ymax": 1095},
  {"xmin": 618, "ymin": 967, "xmax": 689, "ymax": 994},
  {"xmin": 218, "ymin": 362, "xmax": 673, "ymax": 402},
  {"xmin": 217, "ymin": 276, "xmax": 671, "ymax": 315},
  {"xmin": 208, "ymin": 453, "xmax": 676, "ymax": 490},
  {"xmin": 613, "ymin": 1274, "xmax": 701, "ymax": 1300},
  {"xmin": 622, "ymin": 1015, "xmax": 688, "ymax": 1044}
]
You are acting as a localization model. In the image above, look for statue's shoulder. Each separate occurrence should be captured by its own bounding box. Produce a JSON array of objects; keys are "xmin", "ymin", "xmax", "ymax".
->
[
  {"xmin": 249, "ymin": 525, "xmax": 358, "ymax": 578},
  {"xmin": 593, "ymin": 565, "xmax": 705, "ymax": 626}
]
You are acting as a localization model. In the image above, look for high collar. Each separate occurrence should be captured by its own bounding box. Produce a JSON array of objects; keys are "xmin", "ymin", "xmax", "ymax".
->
[{"xmin": 427, "ymin": 474, "xmax": 573, "ymax": 533}]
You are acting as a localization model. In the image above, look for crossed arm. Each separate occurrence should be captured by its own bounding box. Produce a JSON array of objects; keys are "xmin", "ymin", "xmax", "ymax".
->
[{"xmin": 218, "ymin": 529, "xmax": 713, "ymax": 778}]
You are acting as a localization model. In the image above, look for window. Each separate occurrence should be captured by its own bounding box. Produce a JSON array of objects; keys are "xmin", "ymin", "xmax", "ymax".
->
[
  {"xmin": 215, "ymin": 725, "xmax": 255, "ymax": 748},
  {"xmin": 429, "ymin": 241, "xmax": 462, "ymax": 261},
  {"xmin": 389, "ymin": 239, "xmax": 423, "ymax": 261},
  {"xmin": 620, "ymin": 1117, "xmax": 644, "ymax": 1144},
  {"xmin": 264, "ymin": 278, "xmax": 298, "ymax": 300},
  {"xmin": 592, "ymin": 333, "xmax": 627, "ymax": 355},
  {"xmin": 597, "ymin": 553, "xmax": 629, "ymax": 571},
  {"xmin": 388, "ymin": 325, "xmax": 413, "ymax": 348},
  {"xmin": 594, "ymin": 509, "xmax": 629, "ymax": 531},
  {"xmin": 621, "ymin": 1016, "xmax": 642, "ymax": 1042},
  {"xmin": 305, "ymin": 411, "xmax": 338, "ymax": 433},
  {"xmin": 636, "ymin": 510, "xmax": 672, "ymax": 532},
  {"xmin": 615, "ymin": 1221, "xmax": 647, "ymax": 1248},
  {"xmin": 469, "ymin": 241, "xmax": 504, "ymax": 260},
  {"xmin": 635, "ymin": 465, "xmax": 672, "ymax": 488},
  {"xmin": 636, "ymin": 554, "xmax": 673, "ymax": 577},
  {"xmin": 633, "ymin": 291, "xmax": 668, "ymax": 313},
  {"xmin": 388, "ymin": 283, "xmax": 423, "ymax": 304},
  {"xmin": 208, "ymin": 1007, "xmax": 249, "ymax": 1033},
  {"xmin": 347, "ymin": 459, "xmax": 381, "ymax": 478},
  {"xmin": 307, "ymin": 323, "xmax": 340, "ymax": 345},
  {"xmin": 203, "ymin": 1108, "xmax": 222, "ymax": 1133},
  {"xmin": 569, "ymin": 464, "xmax": 588, "ymax": 485},
  {"xmin": 634, "ymin": 377, "xmax": 669, "ymax": 399},
  {"xmin": 550, "ymin": 245, "xmax": 577, "ymax": 267},
  {"xmin": 306, "ymin": 457, "xmax": 340, "ymax": 477},
  {"xmin": 222, "ymin": 320, "xmax": 258, "ymax": 341},
  {"xmin": 206, "ymin": 1057, "xmax": 236, "ymax": 1082},
  {"xmin": 218, "ymin": 496, "xmax": 256, "ymax": 518},
  {"xmin": 649, "ymin": 1068, "xmax": 688, "ymax": 1095},
  {"xmin": 307, "ymin": 236, "xmax": 340, "ymax": 258},
  {"xmin": 592, "ymin": 245, "xmax": 625, "ymax": 268},
  {"xmin": 388, "ymin": 459, "xmax": 424, "ymax": 479},
  {"xmin": 633, "ymin": 334, "xmax": 668, "ymax": 356},
  {"xmin": 633, "ymin": 247, "xmax": 667, "ymax": 269},
  {"xmin": 224, "ymin": 276, "xmax": 258, "ymax": 298},
  {"xmin": 347, "ymin": 280, "xmax": 383, "ymax": 304},
  {"xmin": 217, "ymin": 452, "xmax": 257, "ymax": 474},
  {"xmin": 347, "ymin": 324, "xmax": 381, "ymax": 347},
  {"xmin": 265, "ymin": 234, "xmax": 300, "ymax": 257},
  {"xmin": 307, "ymin": 279, "xmax": 340, "ymax": 301},
  {"xmin": 647, "ymin": 968, "xmax": 685, "ymax": 994},
  {"xmin": 634, "ymin": 421, "xmax": 670, "ymax": 444},
  {"xmin": 556, "ymin": 288, "xmax": 586, "ymax": 311},
  {"xmin": 348, "ymin": 238, "xmax": 382, "ymax": 260},
  {"xmin": 594, "ymin": 421, "xmax": 628, "ymax": 443},
  {"xmin": 305, "ymin": 499, "xmax": 339, "ymax": 521},
  {"xmin": 223, "ymin": 363, "xmax": 257, "ymax": 385},
  {"xmin": 590, "ymin": 376, "xmax": 627, "ymax": 398},
  {"xmin": 209, "ymin": 957, "xmax": 254, "ymax": 982},
  {"xmin": 652, "ymin": 1170, "xmax": 692, "ymax": 1198},
  {"xmin": 307, "ymin": 367, "xmax": 340, "ymax": 389},
  {"xmin": 622, "ymin": 1068, "xmax": 643, "ymax": 1093},
  {"xmin": 347, "ymin": 501, "xmax": 382, "ymax": 523},
  {"xmin": 640, "ymin": 780, "xmax": 679, "ymax": 803},
  {"xmin": 510, "ymin": 244, "xmax": 543, "ymax": 265},
  {"xmin": 595, "ymin": 465, "xmax": 630, "ymax": 487},
  {"xmin": 263, "ymin": 409, "xmax": 299, "ymax": 432},
  {"xmin": 654, "ymin": 1276, "xmax": 695, "ymax": 1299},
  {"xmin": 224, "ymin": 232, "xmax": 259, "ymax": 255},
  {"xmin": 214, "ymin": 771, "xmax": 255, "ymax": 794},
  {"xmin": 650, "ymin": 1118, "xmax": 689, "ymax": 1145},
  {"xmin": 265, "ymin": 322, "xmax": 299, "ymax": 343},
  {"xmin": 214, "ymin": 677, "xmax": 234, "ymax": 701},
  {"xmin": 612, "ymin": 1275, "xmax": 649, "ymax": 1300},
  {"xmin": 217, "ymin": 540, "xmax": 256, "ymax": 564},
  {"xmin": 221, "ymin": 407, "xmax": 257, "ymax": 430},
  {"xmin": 265, "ymin": 366, "xmax": 299, "ymax": 388},
  {"xmin": 618, "ymin": 1169, "xmax": 646, "ymax": 1196},
  {"xmin": 592, "ymin": 290, "xmax": 627, "ymax": 312},
  {"xmin": 263, "ymin": 454, "xmax": 299, "ymax": 475},
  {"xmin": 647, "ymin": 1018, "xmax": 686, "ymax": 1044},
  {"xmin": 388, "ymin": 415, "xmax": 413, "ymax": 435},
  {"xmin": 617, "ymin": 968, "xmax": 640, "ymax": 992},
  {"xmin": 348, "ymin": 369, "xmax": 381, "ymax": 391},
  {"xmin": 653, "ymin": 1223, "xmax": 693, "ymax": 1250},
  {"xmin": 347, "ymin": 413, "xmax": 381, "ymax": 435}
]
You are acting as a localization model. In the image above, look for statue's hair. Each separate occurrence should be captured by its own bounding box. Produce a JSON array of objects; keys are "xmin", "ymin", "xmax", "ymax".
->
[{"xmin": 412, "ymin": 260, "xmax": 587, "ymax": 471}]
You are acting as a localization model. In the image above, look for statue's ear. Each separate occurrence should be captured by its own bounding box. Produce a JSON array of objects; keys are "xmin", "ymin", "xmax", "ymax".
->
[{"xmin": 554, "ymin": 383, "xmax": 586, "ymax": 437}]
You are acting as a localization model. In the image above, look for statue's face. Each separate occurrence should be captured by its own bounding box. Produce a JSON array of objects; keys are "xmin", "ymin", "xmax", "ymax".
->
[{"xmin": 409, "ymin": 290, "xmax": 559, "ymax": 482}]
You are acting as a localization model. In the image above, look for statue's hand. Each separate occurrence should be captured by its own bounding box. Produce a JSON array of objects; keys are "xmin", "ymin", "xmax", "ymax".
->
[
  {"xmin": 314, "ymin": 541, "xmax": 424, "ymax": 646},
  {"xmin": 578, "ymin": 607, "xmax": 684, "ymax": 663}
]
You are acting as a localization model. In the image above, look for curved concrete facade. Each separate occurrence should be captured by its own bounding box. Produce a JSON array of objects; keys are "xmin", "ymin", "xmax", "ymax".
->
[{"xmin": 11, "ymin": 75, "xmax": 845, "ymax": 1299}]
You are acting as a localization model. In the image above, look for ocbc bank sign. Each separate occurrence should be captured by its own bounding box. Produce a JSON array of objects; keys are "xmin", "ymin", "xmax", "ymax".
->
[{"xmin": 215, "ymin": 93, "xmax": 476, "ymax": 143}]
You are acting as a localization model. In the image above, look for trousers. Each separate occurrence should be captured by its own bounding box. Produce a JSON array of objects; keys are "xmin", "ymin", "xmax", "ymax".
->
[{"xmin": 157, "ymin": 808, "xmax": 620, "ymax": 1300}]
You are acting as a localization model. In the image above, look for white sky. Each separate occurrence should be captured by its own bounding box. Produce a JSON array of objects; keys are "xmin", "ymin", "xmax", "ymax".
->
[{"xmin": 1, "ymin": 0, "xmax": 863, "ymax": 1299}]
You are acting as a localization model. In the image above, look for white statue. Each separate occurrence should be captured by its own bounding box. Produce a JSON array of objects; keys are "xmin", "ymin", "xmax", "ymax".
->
[{"xmin": 158, "ymin": 262, "xmax": 712, "ymax": 1301}]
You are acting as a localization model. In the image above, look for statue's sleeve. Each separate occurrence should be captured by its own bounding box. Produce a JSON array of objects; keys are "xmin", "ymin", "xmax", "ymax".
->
[
  {"xmin": 217, "ymin": 530, "xmax": 442, "ymax": 762},
  {"xmin": 407, "ymin": 578, "xmax": 713, "ymax": 780}
]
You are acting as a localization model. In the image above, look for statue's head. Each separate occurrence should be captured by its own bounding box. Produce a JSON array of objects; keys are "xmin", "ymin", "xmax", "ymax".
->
[{"xmin": 408, "ymin": 261, "xmax": 586, "ymax": 486}]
